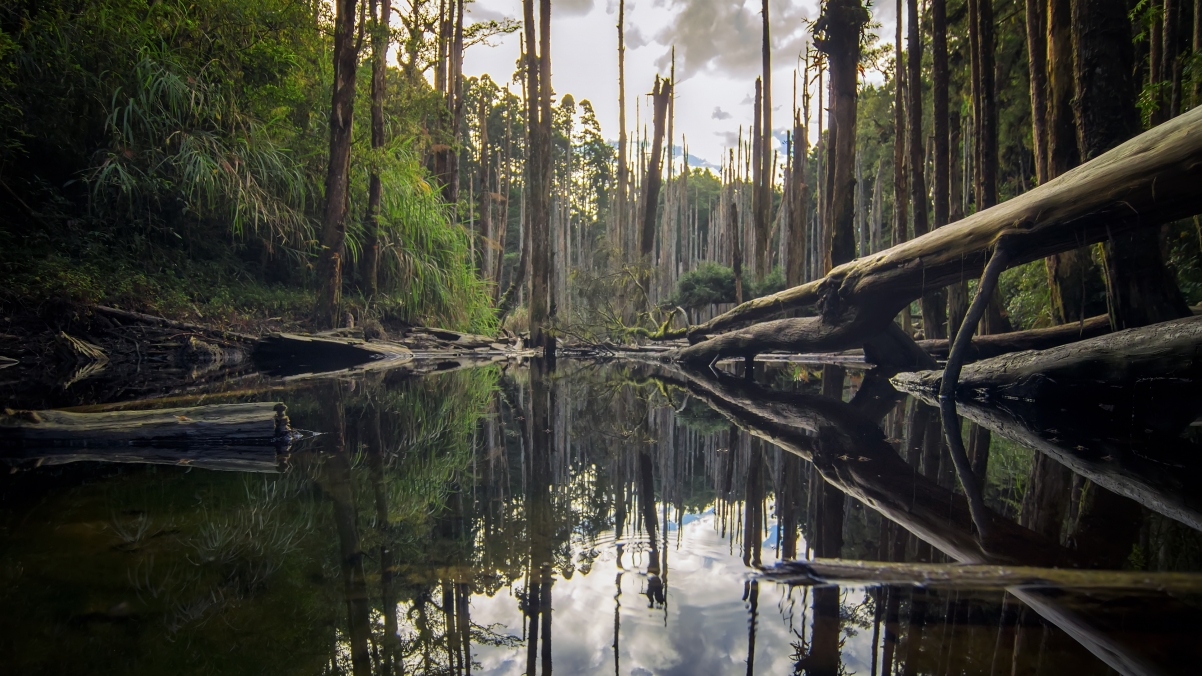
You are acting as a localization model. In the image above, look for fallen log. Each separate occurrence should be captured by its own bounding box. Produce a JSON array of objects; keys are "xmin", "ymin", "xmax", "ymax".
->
[
  {"xmin": 914, "ymin": 314, "xmax": 1112, "ymax": 359},
  {"xmin": 661, "ymin": 106, "xmax": 1202, "ymax": 362},
  {"xmin": 0, "ymin": 402, "xmax": 308, "ymax": 472},
  {"xmin": 890, "ymin": 314, "xmax": 1202, "ymax": 404},
  {"xmin": 759, "ymin": 558, "xmax": 1202, "ymax": 592},
  {"xmin": 93, "ymin": 305, "xmax": 257, "ymax": 344}
]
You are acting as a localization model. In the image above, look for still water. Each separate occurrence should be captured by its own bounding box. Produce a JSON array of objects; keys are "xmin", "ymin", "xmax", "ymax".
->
[{"xmin": 3, "ymin": 359, "xmax": 1202, "ymax": 675}]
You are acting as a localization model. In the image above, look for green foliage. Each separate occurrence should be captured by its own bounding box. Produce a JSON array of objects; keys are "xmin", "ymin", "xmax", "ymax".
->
[
  {"xmin": 999, "ymin": 260, "xmax": 1053, "ymax": 330},
  {"xmin": 673, "ymin": 261, "xmax": 736, "ymax": 309},
  {"xmin": 0, "ymin": 0, "xmax": 496, "ymax": 332}
]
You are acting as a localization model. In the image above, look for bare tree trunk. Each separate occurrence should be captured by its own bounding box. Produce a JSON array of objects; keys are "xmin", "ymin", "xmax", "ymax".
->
[
  {"xmin": 752, "ymin": 77, "xmax": 764, "ymax": 282},
  {"xmin": 1072, "ymin": 0, "xmax": 1192, "ymax": 329},
  {"xmin": 818, "ymin": 0, "xmax": 868, "ymax": 269},
  {"xmin": 1194, "ymin": 0, "xmax": 1201, "ymax": 109},
  {"xmin": 1024, "ymin": 0, "xmax": 1049, "ymax": 186},
  {"xmin": 477, "ymin": 94, "xmax": 492, "ymax": 277},
  {"xmin": 1045, "ymin": 0, "xmax": 1092, "ymax": 326},
  {"xmin": 758, "ymin": 0, "xmax": 773, "ymax": 281},
  {"xmin": 639, "ymin": 77, "xmax": 672, "ymax": 300},
  {"xmin": 362, "ymin": 0, "xmax": 390, "ymax": 298},
  {"xmin": 977, "ymin": 0, "xmax": 998, "ymax": 209},
  {"xmin": 786, "ymin": 94, "xmax": 808, "ymax": 288},
  {"xmin": 892, "ymin": 0, "xmax": 909, "ymax": 284},
  {"xmin": 731, "ymin": 196, "xmax": 744, "ymax": 304},
  {"xmin": 616, "ymin": 0, "xmax": 628, "ymax": 258},
  {"xmin": 909, "ymin": 0, "xmax": 945, "ymax": 340},
  {"xmin": 316, "ymin": 0, "xmax": 360, "ymax": 329},
  {"xmin": 528, "ymin": 0, "xmax": 553, "ymax": 355}
]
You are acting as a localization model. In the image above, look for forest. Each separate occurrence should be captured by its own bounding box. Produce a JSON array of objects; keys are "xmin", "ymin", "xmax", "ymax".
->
[{"xmin": 1, "ymin": 0, "xmax": 1200, "ymax": 360}]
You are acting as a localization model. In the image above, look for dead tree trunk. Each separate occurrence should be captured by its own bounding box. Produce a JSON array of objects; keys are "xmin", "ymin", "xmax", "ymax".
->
[
  {"xmin": 639, "ymin": 77, "xmax": 672, "ymax": 296},
  {"xmin": 893, "ymin": 0, "xmax": 908, "ymax": 254},
  {"xmin": 757, "ymin": 0, "xmax": 773, "ymax": 281},
  {"xmin": 817, "ymin": 0, "xmax": 868, "ymax": 268},
  {"xmin": 616, "ymin": 0, "xmax": 629, "ymax": 259},
  {"xmin": 522, "ymin": 0, "xmax": 553, "ymax": 355},
  {"xmin": 316, "ymin": 0, "xmax": 360, "ymax": 329},
  {"xmin": 658, "ymin": 106, "xmax": 1202, "ymax": 360},
  {"xmin": 1072, "ymin": 0, "xmax": 1192, "ymax": 330},
  {"xmin": 1025, "ymin": 0, "xmax": 1049, "ymax": 186},
  {"xmin": 362, "ymin": 0, "xmax": 390, "ymax": 298}
]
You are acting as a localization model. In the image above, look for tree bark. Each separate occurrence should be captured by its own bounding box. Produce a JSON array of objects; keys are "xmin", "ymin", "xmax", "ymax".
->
[
  {"xmin": 476, "ymin": 94, "xmax": 492, "ymax": 276},
  {"xmin": 976, "ymin": 0, "xmax": 998, "ymax": 209},
  {"xmin": 362, "ymin": 0, "xmax": 390, "ymax": 298},
  {"xmin": 786, "ymin": 107, "xmax": 808, "ymax": 287},
  {"xmin": 1072, "ymin": 0, "xmax": 1192, "ymax": 330},
  {"xmin": 616, "ymin": 0, "xmax": 629, "ymax": 259},
  {"xmin": 639, "ymin": 78, "xmax": 672, "ymax": 275},
  {"xmin": 891, "ymin": 0, "xmax": 908, "ymax": 252},
  {"xmin": 817, "ymin": 0, "xmax": 868, "ymax": 269},
  {"xmin": 1024, "ymin": 0, "xmax": 1049, "ymax": 186},
  {"xmin": 758, "ymin": 0, "xmax": 773, "ymax": 281},
  {"xmin": 522, "ymin": 0, "xmax": 553, "ymax": 355},
  {"xmin": 316, "ymin": 0, "xmax": 360, "ymax": 329},
  {"xmin": 752, "ymin": 77, "xmax": 765, "ymax": 281}
]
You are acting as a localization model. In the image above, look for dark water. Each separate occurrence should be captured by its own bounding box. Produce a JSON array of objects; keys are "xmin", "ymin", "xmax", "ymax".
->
[{"xmin": 3, "ymin": 359, "xmax": 1202, "ymax": 675}]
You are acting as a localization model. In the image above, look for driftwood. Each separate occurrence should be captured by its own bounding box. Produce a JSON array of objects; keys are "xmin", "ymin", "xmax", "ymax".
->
[
  {"xmin": 0, "ymin": 402, "xmax": 306, "ymax": 472},
  {"xmin": 759, "ymin": 558, "xmax": 1202, "ymax": 592},
  {"xmin": 659, "ymin": 106, "xmax": 1202, "ymax": 364},
  {"xmin": 891, "ymin": 314, "xmax": 1202, "ymax": 403}
]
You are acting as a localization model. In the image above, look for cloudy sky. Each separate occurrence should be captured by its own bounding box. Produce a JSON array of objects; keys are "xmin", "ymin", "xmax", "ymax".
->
[{"xmin": 461, "ymin": 0, "xmax": 899, "ymax": 170}]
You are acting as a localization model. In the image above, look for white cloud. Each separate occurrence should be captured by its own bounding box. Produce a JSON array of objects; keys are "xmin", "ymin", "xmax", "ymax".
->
[{"xmin": 711, "ymin": 106, "xmax": 731, "ymax": 120}]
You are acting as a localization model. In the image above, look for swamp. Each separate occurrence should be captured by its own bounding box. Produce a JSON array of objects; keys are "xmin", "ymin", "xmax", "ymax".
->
[{"xmin": 4, "ymin": 0, "xmax": 1202, "ymax": 674}]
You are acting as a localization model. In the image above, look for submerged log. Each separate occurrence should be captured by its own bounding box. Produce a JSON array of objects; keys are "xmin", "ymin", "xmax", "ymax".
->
[
  {"xmin": 0, "ymin": 402, "xmax": 306, "ymax": 472},
  {"xmin": 661, "ymin": 107, "xmax": 1202, "ymax": 361},
  {"xmin": 760, "ymin": 558, "xmax": 1202, "ymax": 592},
  {"xmin": 891, "ymin": 314, "xmax": 1202, "ymax": 403}
]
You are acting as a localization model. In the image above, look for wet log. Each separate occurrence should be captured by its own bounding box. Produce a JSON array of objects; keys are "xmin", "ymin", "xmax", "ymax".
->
[
  {"xmin": 915, "ymin": 314, "xmax": 1112, "ymax": 359},
  {"xmin": 890, "ymin": 314, "xmax": 1202, "ymax": 403},
  {"xmin": 759, "ymin": 558, "xmax": 1202, "ymax": 592},
  {"xmin": 92, "ymin": 305, "xmax": 257, "ymax": 344},
  {"xmin": 661, "ymin": 106, "xmax": 1202, "ymax": 357},
  {"xmin": 0, "ymin": 402, "xmax": 304, "ymax": 472}
]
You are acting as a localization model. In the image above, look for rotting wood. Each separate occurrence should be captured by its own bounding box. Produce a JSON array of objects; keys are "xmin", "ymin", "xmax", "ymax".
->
[
  {"xmin": 914, "ymin": 314, "xmax": 1112, "ymax": 359},
  {"xmin": 758, "ymin": 558, "xmax": 1202, "ymax": 592},
  {"xmin": 652, "ymin": 106, "xmax": 1202, "ymax": 350}
]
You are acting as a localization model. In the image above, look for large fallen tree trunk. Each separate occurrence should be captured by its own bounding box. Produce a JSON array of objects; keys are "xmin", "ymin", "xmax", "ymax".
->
[
  {"xmin": 660, "ymin": 106, "xmax": 1202, "ymax": 363},
  {"xmin": 891, "ymin": 314, "xmax": 1202, "ymax": 403},
  {"xmin": 914, "ymin": 314, "xmax": 1112, "ymax": 359}
]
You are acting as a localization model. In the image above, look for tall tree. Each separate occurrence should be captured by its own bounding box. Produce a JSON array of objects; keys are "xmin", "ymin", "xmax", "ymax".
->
[
  {"xmin": 751, "ymin": 77, "xmax": 764, "ymax": 280},
  {"xmin": 523, "ymin": 0, "xmax": 554, "ymax": 355},
  {"xmin": 476, "ymin": 92, "xmax": 492, "ymax": 277},
  {"xmin": 616, "ymin": 0, "xmax": 629, "ymax": 258},
  {"xmin": 1072, "ymin": 0, "xmax": 1192, "ymax": 329},
  {"xmin": 362, "ymin": 0, "xmax": 391, "ymax": 298},
  {"xmin": 909, "ymin": 0, "xmax": 944, "ymax": 339},
  {"xmin": 816, "ymin": 0, "xmax": 869, "ymax": 269},
  {"xmin": 1024, "ymin": 0, "xmax": 1049, "ymax": 186},
  {"xmin": 316, "ymin": 0, "xmax": 360, "ymax": 328},
  {"xmin": 1045, "ymin": 0, "xmax": 1093, "ymax": 325},
  {"xmin": 892, "ymin": 0, "xmax": 909, "ymax": 263},
  {"xmin": 756, "ymin": 0, "xmax": 773, "ymax": 281},
  {"xmin": 786, "ymin": 63, "xmax": 810, "ymax": 289}
]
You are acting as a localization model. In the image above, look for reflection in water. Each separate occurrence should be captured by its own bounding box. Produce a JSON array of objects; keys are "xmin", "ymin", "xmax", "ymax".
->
[{"xmin": 3, "ymin": 361, "xmax": 1202, "ymax": 674}]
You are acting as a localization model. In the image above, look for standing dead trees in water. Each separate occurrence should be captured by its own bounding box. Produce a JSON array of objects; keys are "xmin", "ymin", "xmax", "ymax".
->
[
  {"xmin": 362, "ymin": 0, "xmax": 391, "ymax": 299},
  {"xmin": 316, "ymin": 0, "xmax": 361, "ymax": 329},
  {"xmin": 476, "ymin": 93, "xmax": 493, "ymax": 277},
  {"xmin": 639, "ymin": 77, "xmax": 672, "ymax": 303},
  {"xmin": 522, "ymin": 0, "xmax": 554, "ymax": 356},
  {"xmin": 815, "ymin": 0, "xmax": 869, "ymax": 270}
]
